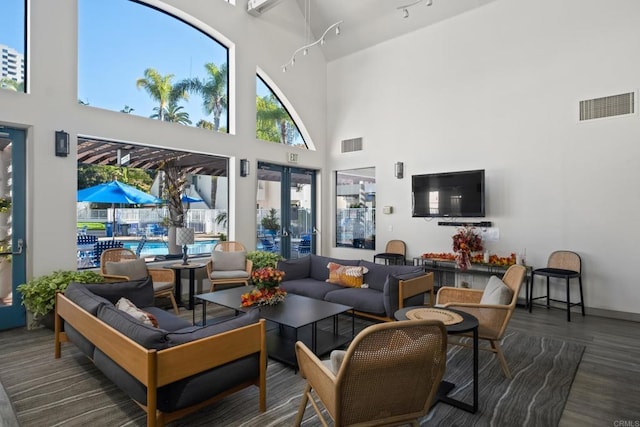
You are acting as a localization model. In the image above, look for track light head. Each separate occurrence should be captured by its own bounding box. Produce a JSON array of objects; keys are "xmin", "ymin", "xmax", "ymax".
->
[{"xmin": 403, "ymin": 8, "xmax": 409, "ymax": 18}]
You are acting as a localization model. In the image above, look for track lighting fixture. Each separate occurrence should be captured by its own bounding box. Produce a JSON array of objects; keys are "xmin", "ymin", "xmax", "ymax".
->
[
  {"xmin": 282, "ymin": 21, "xmax": 343, "ymax": 72},
  {"xmin": 398, "ymin": 0, "xmax": 433, "ymax": 18}
]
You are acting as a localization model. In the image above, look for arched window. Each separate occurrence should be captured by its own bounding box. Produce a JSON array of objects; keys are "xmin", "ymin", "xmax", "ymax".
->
[
  {"xmin": 78, "ymin": 0, "xmax": 229, "ymax": 132},
  {"xmin": 0, "ymin": 0, "xmax": 26, "ymax": 93},
  {"xmin": 256, "ymin": 75, "xmax": 308, "ymax": 148}
]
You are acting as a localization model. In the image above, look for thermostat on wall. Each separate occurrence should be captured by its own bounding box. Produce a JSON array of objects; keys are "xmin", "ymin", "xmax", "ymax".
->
[{"xmin": 383, "ymin": 206, "xmax": 393, "ymax": 214}]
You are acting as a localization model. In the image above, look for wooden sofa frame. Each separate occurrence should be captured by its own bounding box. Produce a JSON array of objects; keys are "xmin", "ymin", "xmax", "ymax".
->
[
  {"xmin": 355, "ymin": 272, "xmax": 435, "ymax": 322},
  {"xmin": 54, "ymin": 292, "xmax": 267, "ymax": 427}
]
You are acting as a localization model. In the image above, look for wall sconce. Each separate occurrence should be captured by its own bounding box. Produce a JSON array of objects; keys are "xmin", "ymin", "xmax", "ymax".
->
[
  {"xmin": 55, "ymin": 130, "xmax": 69, "ymax": 157},
  {"xmin": 240, "ymin": 159, "xmax": 250, "ymax": 177},
  {"xmin": 394, "ymin": 162, "xmax": 404, "ymax": 179}
]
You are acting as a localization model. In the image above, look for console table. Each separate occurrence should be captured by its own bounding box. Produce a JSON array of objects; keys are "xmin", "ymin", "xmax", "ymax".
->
[{"xmin": 413, "ymin": 257, "xmax": 532, "ymax": 304}]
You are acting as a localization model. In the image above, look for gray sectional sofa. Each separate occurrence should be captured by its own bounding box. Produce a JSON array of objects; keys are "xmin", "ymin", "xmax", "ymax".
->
[
  {"xmin": 54, "ymin": 278, "xmax": 266, "ymax": 427},
  {"xmin": 277, "ymin": 254, "xmax": 434, "ymax": 321}
]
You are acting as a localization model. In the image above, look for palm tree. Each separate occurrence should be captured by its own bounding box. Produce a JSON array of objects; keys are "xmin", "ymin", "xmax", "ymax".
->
[
  {"xmin": 256, "ymin": 94, "xmax": 295, "ymax": 144},
  {"xmin": 150, "ymin": 101, "xmax": 191, "ymax": 125},
  {"xmin": 0, "ymin": 78, "xmax": 24, "ymax": 92},
  {"xmin": 136, "ymin": 68, "xmax": 187, "ymax": 121},
  {"xmin": 174, "ymin": 63, "xmax": 227, "ymax": 131}
]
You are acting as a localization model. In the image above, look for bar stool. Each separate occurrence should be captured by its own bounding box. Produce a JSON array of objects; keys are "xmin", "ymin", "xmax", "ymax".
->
[
  {"xmin": 374, "ymin": 239, "xmax": 406, "ymax": 265},
  {"xmin": 529, "ymin": 250, "xmax": 584, "ymax": 321}
]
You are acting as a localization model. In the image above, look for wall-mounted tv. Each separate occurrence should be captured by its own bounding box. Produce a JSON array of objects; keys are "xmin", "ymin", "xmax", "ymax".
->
[{"xmin": 412, "ymin": 169, "xmax": 485, "ymax": 218}]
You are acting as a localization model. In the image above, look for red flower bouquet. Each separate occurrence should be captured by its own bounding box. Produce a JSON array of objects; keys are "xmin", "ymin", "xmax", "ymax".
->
[{"xmin": 452, "ymin": 227, "xmax": 483, "ymax": 271}]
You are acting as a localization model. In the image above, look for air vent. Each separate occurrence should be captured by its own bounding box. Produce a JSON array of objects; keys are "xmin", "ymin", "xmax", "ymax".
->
[
  {"xmin": 579, "ymin": 92, "xmax": 635, "ymax": 121},
  {"xmin": 341, "ymin": 137, "xmax": 363, "ymax": 153}
]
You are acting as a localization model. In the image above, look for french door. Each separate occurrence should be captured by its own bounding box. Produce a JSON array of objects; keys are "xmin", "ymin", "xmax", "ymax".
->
[
  {"xmin": 0, "ymin": 127, "xmax": 27, "ymax": 330},
  {"xmin": 256, "ymin": 163, "xmax": 316, "ymax": 259}
]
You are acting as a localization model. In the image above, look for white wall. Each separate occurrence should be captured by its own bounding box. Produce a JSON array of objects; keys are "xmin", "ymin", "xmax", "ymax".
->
[
  {"xmin": 0, "ymin": 1, "xmax": 327, "ymax": 275},
  {"xmin": 326, "ymin": 0, "xmax": 640, "ymax": 315}
]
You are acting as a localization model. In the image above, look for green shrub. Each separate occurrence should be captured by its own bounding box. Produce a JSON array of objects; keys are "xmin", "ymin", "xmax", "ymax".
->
[
  {"xmin": 77, "ymin": 222, "xmax": 106, "ymax": 230},
  {"xmin": 17, "ymin": 270, "xmax": 104, "ymax": 324},
  {"xmin": 246, "ymin": 250, "xmax": 283, "ymax": 270}
]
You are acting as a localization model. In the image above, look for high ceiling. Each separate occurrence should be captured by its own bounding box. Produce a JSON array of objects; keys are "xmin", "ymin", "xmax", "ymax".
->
[{"xmin": 279, "ymin": 0, "xmax": 498, "ymax": 61}]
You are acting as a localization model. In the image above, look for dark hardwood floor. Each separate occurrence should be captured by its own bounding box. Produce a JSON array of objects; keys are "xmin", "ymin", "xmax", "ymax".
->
[{"xmin": 508, "ymin": 307, "xmax": 640, "ymax": 426}]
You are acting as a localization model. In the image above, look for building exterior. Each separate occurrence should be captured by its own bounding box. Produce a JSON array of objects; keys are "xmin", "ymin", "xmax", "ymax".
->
[{"xmin": 0, "ymin": 44, "xmax": 24, "ymax": 83}]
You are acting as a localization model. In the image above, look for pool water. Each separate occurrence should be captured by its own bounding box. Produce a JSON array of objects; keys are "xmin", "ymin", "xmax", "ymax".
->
[{"xmin": 122, "ymin": 239, "xmax": 218, "ymax": 257}]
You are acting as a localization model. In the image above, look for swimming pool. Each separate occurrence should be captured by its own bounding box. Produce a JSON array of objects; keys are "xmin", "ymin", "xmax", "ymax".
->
[{"xmin": 122, "ymin": 239, "xmax": 218, "ymax": 257}]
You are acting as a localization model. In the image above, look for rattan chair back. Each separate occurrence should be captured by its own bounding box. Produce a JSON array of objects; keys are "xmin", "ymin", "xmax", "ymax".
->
[
  {"xmin": 548, "ymin": 250, "xmax": 581, "ymax": 273},
  {"xmin": 385, "ymin": 239, "xmax": 406, "ymax": 256},
  {"xmin": 296, "ymin": 320, "xmax": 447, "ymax": 426},
  {"xmin": 100, "ymin": 248, "xmax": 137, "ymax": 275},
  {"xmin": 213, "ymin": 241, "xmax": 246, "ymax": 252}
]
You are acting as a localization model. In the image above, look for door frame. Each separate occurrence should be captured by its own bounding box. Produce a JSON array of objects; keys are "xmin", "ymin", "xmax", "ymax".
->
[{"xmin": 0, "ymin": 127, "xmax": 27, "ymax": 330}]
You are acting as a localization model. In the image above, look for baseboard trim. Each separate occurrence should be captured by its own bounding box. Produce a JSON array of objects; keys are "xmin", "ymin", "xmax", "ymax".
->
[{"xmin": 586, "ymin": 307, "xmax": 640, "ymax": 323}]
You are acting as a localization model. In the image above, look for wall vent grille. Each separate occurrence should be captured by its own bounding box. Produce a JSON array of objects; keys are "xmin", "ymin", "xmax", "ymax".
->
[
  {"xmin": 341, "ymin": 137, "xmax": 363, "ymax": 153},
  {"xmin": 579, "ymin": 92, "xmax": 634, "ymax": 121}
]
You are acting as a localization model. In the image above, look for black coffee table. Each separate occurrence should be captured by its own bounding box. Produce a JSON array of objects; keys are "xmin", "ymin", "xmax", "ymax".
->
[
  {"xmin": 395, "ymin": 306, "xmax": 478, "ymax": 413},
  {"xmin": 196, "ymin": 287, "xmax": 355, "ymax": 368}
]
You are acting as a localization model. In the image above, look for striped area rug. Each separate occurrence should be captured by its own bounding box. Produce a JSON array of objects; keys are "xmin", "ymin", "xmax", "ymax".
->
[{"xmin": 0, "ymin": 323, "xmax": 583, "ymax": 426}]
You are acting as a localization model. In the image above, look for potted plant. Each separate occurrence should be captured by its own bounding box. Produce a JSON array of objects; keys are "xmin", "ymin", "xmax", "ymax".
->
[
  {"xmin": 260, "ymin": 208, "xmax": 280, "ymax": 235},
  {"xmin": 246, "ymin": 250, "xmax": 283, "ymax": 270},
  {"xmin": 17, "ymin": 270, "xmax": 104, "ymax": 329}
]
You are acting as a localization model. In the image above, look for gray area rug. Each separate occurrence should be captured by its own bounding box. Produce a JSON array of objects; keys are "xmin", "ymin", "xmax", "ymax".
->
[{"xmin": 0, "ymin": 322, "xmax": 583, "ymax": 426}]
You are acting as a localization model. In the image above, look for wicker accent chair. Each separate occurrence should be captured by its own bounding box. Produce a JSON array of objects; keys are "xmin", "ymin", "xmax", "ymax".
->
[
  {"xmin": 99, "ymin": 248, "xmax": 179, "ymax": 314},
  {"xmin": 206, "ymin": 241, "xmax": 252, "ymax": 292},
  {"xmin": 294, "ymin": 320, "xmax": 447, "ymax": 427},
  {"xmin": 436, "ymin": 264, "xmax": 527, "ymax": 379}
]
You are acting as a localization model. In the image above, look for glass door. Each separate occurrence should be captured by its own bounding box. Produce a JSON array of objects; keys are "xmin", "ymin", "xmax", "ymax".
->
[
  {"xmin": 256, "ymin": 163, "xmax": 316, "ymax": 259},
  {"xmin": 0, "ymin": 127, "xmax": 27, "ymax": 330}
]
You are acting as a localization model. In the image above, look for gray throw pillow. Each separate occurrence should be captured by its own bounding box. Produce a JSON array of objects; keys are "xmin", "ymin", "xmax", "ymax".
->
[
  {"xmin": 104, "ymin": 258, "xmax": 148, "ymax": 280},
  {"xmin": 212, "ymin": 250, "xmax": 247, "ymax": 271},
  {"xmin": 480, "ymin": 275, "xmax": 513, "ymax": 305}
]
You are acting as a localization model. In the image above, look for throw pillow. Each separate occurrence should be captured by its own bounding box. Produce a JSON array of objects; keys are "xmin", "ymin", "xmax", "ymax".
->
[
  {"xmin": 104, "ymin": 258, "xmax": 148, "ymax": 281},
  {"xmin": 212, "ymin": 250, "xmax": 246, "ymax": 271},
  {"xmin": 326, "ymin": 262, "xmax": 369, "ymax": 288},
  {"xmin": 480, "ymin": 275, "xmax": 513, "ymax": 305},
  {"xmin": 116, "ymin": 297, "xmax": 159, "ymax": 327}
]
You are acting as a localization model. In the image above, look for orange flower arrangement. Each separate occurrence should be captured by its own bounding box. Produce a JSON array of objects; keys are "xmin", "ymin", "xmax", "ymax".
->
[
  {"xmin": 241, "ymin": 267, "xmax": 287, "ymax": 307},
  {"xmin": 452, "ymin": 227, "xmax": 483, "ymax": 271}
]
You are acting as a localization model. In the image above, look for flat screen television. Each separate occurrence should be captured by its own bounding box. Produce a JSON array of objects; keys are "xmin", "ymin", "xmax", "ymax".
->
[{"xmin": 412, "ymin": 169, "xmax": 485, "ymax": 218}]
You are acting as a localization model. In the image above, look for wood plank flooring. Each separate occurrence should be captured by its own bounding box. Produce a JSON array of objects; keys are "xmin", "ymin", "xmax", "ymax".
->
[{"xmin": 508, "ymin": 307, "xmax": 640, "ymax": 426}]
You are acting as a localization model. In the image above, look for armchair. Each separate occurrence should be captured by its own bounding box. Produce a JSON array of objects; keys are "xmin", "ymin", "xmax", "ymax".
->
[
  {"xmin": 436, "ymin": 264, "xmax": 526, "ymax": 378},
  {"xmin": 206, "ymin": 241, "xmax": 252, "ymax": 292},
  {"xmin": 294, "ymin": 320, "xmax": 447, "ymax": 427},
  {"xmin": 100, "ymin": 248, "xmax": 179, "ymax": 314}
]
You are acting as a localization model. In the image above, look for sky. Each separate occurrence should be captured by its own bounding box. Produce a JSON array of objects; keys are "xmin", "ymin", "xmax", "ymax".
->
[{"xmin": 1, "ymin": 0, "xmax": 299, "ymax": 142}]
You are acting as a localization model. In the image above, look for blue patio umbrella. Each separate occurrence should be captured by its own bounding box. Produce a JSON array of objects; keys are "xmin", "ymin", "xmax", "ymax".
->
[
  {"xmin": 181, "ymin": 195, "xmax": 203, "ymax": 203},
  {"xmin": 77, "ymin": 180, "xmax": 162, "ymax": 239}
]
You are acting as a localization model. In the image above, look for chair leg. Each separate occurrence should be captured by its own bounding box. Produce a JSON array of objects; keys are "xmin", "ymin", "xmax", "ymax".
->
[
  {"xmin": 167, "ymin": 292, "xmax": 179, "ymax": 315},
  {"xmin": 294, "ymin": 384, "xmax": 311, "ymax": 427},
  {"xmin": 578, "ymin": 276, "xmax": 585, "ymax": 316},
  {"xmin": 566, "ymin": 277, "xmax": 571, "ymax": 322},
  {"xmin": 546, "ymin": 276, "xmax": 550, "ymax": 308},
  {"xmin": 491, "ymin": 339, "xmax": 512, "ymax": 379}
]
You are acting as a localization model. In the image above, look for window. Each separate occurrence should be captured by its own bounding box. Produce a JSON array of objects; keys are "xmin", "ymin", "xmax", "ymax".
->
[
  {"xmin": 336, "ymin": 168, "xmax": 376, "ymax": 249},
  {"xmin": 78, "ymin": 0, "xmax": 229, "ymax": 132},
  {"xmin": 256, "ymin": 76, "xmax": 307, "ymax": 148},
  {"xmin": 0, "ymin": 0, "xmax": 26, "ymax": 93}
]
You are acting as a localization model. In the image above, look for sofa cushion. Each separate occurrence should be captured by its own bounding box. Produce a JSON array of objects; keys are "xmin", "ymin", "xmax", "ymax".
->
[
  {"xmin": 212, "ymin": 251, "xmax": 246, "ymax": 271},
  {"xmin": 278, "ymin": 256, "xmax": 311, "ymax": 281},
  {"xmin": 83, "ymin": 277, "xmax": 155, "ymax": 308},
  {"xmin": 326, "ymin": 262, "xmax": 369, "ymax": 288},
  {"xmin": 64, "ymin": 282, "xmax": 114, "ymax": 315},
  {"xmin": 280, "ymin": 278, "xmax": 342, "ymax": 300},
  {"xmin": 104, "ymin": 258, "xmax": 148, "ymax": 281},
  {"xmin": 324, "ymin": 287, "xmax": 385, "ymax": 315},
  {"xmin": 383, "ymin": 271, "xmax": 428, "ymax": 318},
  {"xmin": 309, "ymin": 255, "xmax": 359, "ymax": 281},
  {"xmin": 97, "ymin": 304, "xmax": 169, "ymax": 350},
  {"xmin": 480, "ymin": 275, "xmax": 513, "ymax": 305},
  {"xmin": 144, "ymin": 307, "xmax": 192, "ymax": 332},
  {"xmin": 359, "ymin": 260, "xmax": 423, "ymax": 292},
  {"xmin": 167, "ymin": 309, "xmax": 259, "ymax": 346},
  {"xmin": 116, "ymin": 297, "xmax": 158, "ymax": 327}
]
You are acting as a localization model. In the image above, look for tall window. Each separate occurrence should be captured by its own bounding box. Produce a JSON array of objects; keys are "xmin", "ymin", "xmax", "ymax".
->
[
  {"xmin": 78, "ymin": 0, "xmax": 229, "ymax": 132},
  {"xmin": 256, "ymin": 76, "xmax": 307, "ymax": 148},
  {"xmin": 336, "ymin": 168, "xmax": 376, "ymax": 249},
  {"xmin": 0, "ymin": 0, "xmax": 26, "ymax": 93}
]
